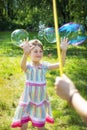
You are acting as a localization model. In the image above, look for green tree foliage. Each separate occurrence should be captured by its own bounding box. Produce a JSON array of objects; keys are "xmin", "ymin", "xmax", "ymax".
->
[
  {"xmin": 0, "ymin": 0, "xmax": 87, "ymax": 30},
  {"xmin": 67, "ymin": 0, "xmax": 87, "ymax": 27}
]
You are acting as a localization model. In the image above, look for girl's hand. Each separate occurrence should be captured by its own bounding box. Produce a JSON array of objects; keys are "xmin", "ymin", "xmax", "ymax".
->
[
  {"xmin": 60, "ymin": 37, "xmax": 68, "ymax": 51},
  {"xmin": 21, "ymin": 40, "xmax": 34, "ymax": 56}
]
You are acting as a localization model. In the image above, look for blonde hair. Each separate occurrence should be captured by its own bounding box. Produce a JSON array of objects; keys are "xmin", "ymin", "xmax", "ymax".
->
[{"xmin": 29, "ymin": 39, "xmax": 43, "ymax": 50}]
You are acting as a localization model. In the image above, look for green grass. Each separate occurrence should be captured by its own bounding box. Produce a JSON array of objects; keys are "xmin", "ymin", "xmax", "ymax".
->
[{"xmin": 0, "ymin": 31, "xmax": 87, "ymax": 130}]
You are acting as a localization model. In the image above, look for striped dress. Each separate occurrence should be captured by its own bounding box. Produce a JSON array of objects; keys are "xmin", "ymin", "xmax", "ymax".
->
[{"xmin": 11, "ymin": 62, "xmax": 54, "ymax": 128}]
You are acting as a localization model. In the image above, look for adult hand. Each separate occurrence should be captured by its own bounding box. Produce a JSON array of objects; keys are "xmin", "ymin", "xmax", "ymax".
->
[{"xmin": 55, "ymin": 74, "xmax": 78, "ymax": 102}]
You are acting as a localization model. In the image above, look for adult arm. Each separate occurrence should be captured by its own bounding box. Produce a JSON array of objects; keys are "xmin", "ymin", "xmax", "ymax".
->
[{"xmin": 55, "ymin": 74, "xmax": 87, "ymax": 123}]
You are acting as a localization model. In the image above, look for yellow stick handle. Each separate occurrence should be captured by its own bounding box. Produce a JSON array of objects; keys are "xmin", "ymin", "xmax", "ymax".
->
[{"xmin": 53, "ymin": 0, "xmax": 63, "ymax": 76}]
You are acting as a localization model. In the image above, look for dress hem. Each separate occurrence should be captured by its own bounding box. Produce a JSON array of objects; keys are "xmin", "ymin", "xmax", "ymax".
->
[{"xmin": 11, "ymin": 116, "xmax": 54, "ymax": 128}]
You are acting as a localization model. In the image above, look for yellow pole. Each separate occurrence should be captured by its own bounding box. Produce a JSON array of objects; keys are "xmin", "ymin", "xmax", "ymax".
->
[{"xmin": 53, "ymin": 0, "xmax": 63, "ymax": 76}]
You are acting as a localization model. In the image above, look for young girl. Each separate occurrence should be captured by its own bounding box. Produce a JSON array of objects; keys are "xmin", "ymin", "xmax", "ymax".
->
[{"xmin": 11, "ymin": 38, "xmax": 68, "ymax": 130}]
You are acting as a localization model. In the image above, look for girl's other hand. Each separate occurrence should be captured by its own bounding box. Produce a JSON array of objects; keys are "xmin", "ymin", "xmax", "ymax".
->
[{"xmin": 60, "ymin": 37, "xmax": 68, "ymax": 51}]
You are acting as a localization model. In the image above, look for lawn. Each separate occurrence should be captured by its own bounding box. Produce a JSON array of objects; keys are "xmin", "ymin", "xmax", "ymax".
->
[{"xmin": 0, "ymin": 31, "xmax": 87, "ymax": 130}]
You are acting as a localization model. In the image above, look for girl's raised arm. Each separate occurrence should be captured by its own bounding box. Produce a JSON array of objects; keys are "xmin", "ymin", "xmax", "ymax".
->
[
  {"xmin": 21, "ymin": 54, "xmax": 28, "ymax": 72},
  {"xmin": 48, "ymin": 37, "xmax": 68, "ymax": 70},
  {"xmin": 21, "ymin": 41, "xmax": 34, "ymax": 72}
]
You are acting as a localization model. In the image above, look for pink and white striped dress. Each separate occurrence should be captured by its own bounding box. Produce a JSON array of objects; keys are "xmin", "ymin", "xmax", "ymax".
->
[{"xmin": 11, "ymin": 62, "xmax": 54, "ymax": 128}]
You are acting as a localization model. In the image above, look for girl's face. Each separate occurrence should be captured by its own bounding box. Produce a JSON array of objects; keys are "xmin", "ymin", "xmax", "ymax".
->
[{"xmin": 30, "ymin": 45, "xmax": 43, "ymax": 62}]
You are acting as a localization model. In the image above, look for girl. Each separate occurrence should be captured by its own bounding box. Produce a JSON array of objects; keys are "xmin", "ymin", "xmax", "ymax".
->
[{"xmin": 11, "ymin": 38, "xmax": 68, "ymax": 130}]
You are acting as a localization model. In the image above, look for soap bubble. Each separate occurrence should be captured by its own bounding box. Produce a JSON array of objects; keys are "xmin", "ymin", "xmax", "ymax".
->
[
  {"xmin": 38, "ymin": 21, "xmax": 45, "ymax": 40},
  {"xmin": 44, "ymin": 27, "xmax": 56, "ymax": 43},
  {"xmin": 11, "ymin": 29, "xmax": 29, "ymax": 47},
  {"xmin": 43, "ymin": 23, "xmax": 87, "ymax": 45},
  {"xmin": 59, "ymin": 22, "xmax": 87, "ymax": 45}
]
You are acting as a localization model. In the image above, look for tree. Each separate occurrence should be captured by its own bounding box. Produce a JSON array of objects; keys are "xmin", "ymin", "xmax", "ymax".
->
[{"xmin": 0, "ymin": 0, "xmax": 87, "ymax": 30}]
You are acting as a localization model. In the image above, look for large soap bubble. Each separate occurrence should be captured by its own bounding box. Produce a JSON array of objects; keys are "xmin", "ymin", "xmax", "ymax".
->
[
  {"xmin": 44, "ymin": 22, "xmax": 87, "ymax": 45},
  {"xmin": 11, "ymin": 29, "xmax": 29, "ymax": 47},
  {"xmin": 59, "ymin": 22, "xmax": 87, "ymax": 45}
]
